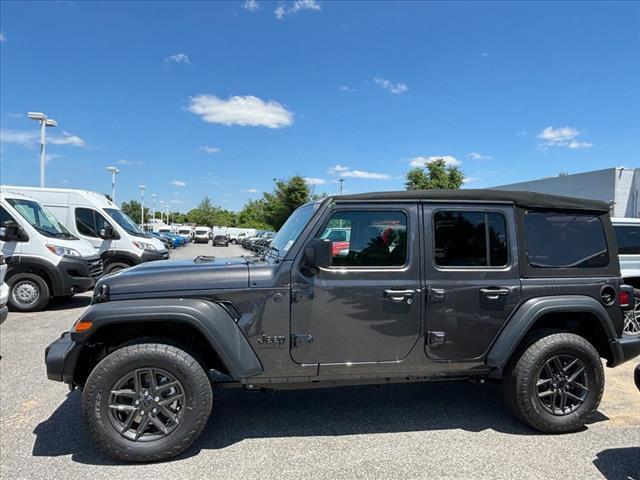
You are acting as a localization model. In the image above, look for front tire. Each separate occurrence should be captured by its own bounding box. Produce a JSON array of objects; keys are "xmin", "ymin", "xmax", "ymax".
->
[
  {"xmin": 7, "ymin": 273, "xmax": 50, "ymax": 312},
  {"xmin": 82, "ymin": 343, "xmax": 212, "ymax": 462},
  {"xmin": 104, "ymin": 262, "xmax": 130, "ymax": 275},
  {"xmin": 503, "ymin": 332, "xmax": 604, "ymax": 433}
]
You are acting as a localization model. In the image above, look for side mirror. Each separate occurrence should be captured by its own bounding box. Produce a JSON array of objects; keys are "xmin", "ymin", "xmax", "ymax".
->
[
  {"xmin": 0, "ymin": 222, "xmax": 21, "ymax": 242},
  {"xmin": 100, "ymin": 225, "xmax": 116, "ymax": 239},
  {"xmin": 302, "ymin": 238, "xmax": 331, "ymax": 276}
]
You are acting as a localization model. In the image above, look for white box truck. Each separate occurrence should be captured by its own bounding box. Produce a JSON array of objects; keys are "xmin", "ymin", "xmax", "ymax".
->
[{"xmin": 4, "ymin": 186, "xmax": 169, "ymax": 274}]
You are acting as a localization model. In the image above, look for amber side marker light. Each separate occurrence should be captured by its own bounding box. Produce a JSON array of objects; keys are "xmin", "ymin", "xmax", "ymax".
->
[{"xmin": 74, "ymin": 320, "xmax": 93, "ymax": 332}]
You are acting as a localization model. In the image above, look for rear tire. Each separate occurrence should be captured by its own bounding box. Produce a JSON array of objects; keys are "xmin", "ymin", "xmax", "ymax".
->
[
  {"xmin": 7, "ymin": 273, "xmax": 50, "ymax": 312},
  {"xmin": 82, "ymin": 343, "xmax": 212, "ymax": 462},
  {"xmin": 503, "ymin": 332, "xmax": 604, "ymax": 433}
]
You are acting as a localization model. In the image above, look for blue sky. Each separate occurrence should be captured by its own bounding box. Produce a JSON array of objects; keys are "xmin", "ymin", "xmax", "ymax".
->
[{"xmin": 1, "ymin": 0, "xmax": 639, "ymax": 212}]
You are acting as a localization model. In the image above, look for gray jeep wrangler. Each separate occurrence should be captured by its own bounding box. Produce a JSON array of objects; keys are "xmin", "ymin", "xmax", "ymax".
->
[{"xmin": 45, "ymin": 190, "xmax": 640, "ymax": 462}]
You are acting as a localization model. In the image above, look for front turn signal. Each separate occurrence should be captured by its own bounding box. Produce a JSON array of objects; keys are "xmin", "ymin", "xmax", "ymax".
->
[{"xmin": 74, "ymin": 320, "xmax": 93, "ymax": 332}]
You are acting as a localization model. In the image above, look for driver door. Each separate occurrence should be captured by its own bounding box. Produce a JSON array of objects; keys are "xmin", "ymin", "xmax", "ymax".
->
[{"xmin": 290, "ymin": 203, "xmax": 422, "ymax": 366}]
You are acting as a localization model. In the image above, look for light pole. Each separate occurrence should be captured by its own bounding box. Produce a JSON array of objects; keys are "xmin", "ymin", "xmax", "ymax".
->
[
  {"xmin": 106, "ymin": 166, "xmax": 119, "ymax": 203},
  {"xmin": 139, "ymin": 185, "xmax": 146, "ymax": 230},
  {"xmin": 151, "ymin": 194, "xmax": 157, "ymax": 226},
  {"xmin": 27, "ymin": 112, "xmax": 58, "ymax": 187},
  {"xmin": 165, "ymin": 205, "xmax": 170, "ymax": 225},
  {"xmin": 339, "ymin": 178, "xmax": 344, "ymax": 194},
  {"xmin": 159, "ymin": 200, "xmax": 165, "ymax": 224}
]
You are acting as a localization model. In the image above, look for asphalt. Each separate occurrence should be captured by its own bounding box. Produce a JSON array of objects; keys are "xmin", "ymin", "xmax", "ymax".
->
[{"xmin": 1, "ymin": 242, "xmax": 639, "ymax": 480}]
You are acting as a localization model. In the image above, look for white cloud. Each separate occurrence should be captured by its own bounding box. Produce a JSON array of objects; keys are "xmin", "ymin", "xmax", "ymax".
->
[
  {"xmin": 199, "ymin": 145, "xmax": 221, "ymax": 154},
  {"xmin": 164, "ymin": 53, "xmax": 190, "ymax": 64},
  {"xmin": 339, "ymin": 85, "xmax": 356, "ymax": 92},
  {"xmin": 0, "ymin": 32, "xmax": 6, "ymax": 43},
  {"xmin": 374, "ymin": 77, "xmax": 408, "ymax": 95},
  {"xmin": 170, "ymin": 199, "xmax": 188, "ymax": 204},
  {"xmin": 243, "ymin": 0, "xmax": 259, "ymax": 11},
  {"xmin": 328, "ymin": 164, "xmax": 391, "ymax": 180},
  {"xmin": 303, "ymin": 177, "xmax": 327, "ymax": 185},
  {"xmin": 49, "ymin": 131, "xmax": 86, "ymax": 146},
  {"xmin": 468, "ymin": 152, "xmax": 491, "ymax": 160},
  {"xmin": 117, "ymin": 159, "xmax": 143, "ymax": 165},
  {"xmin": 538, "ymin": 126, "xmax": 592, "ymax": 149},
  {"xmin": 409, "ymin": 155, "xmax": 461, "ymax": 168},
  {"xmin": 44, "ymin": 153, "xmax": 62, "ymax": 163},
  {"xmin": 0, "ymin": 130, "xmax": 38, "ymax": 146},
  {"xmin": 242, "ymin": 188, "xmax": 259, "ymax": 193},
  {"xmin": 463, "ymin": 177, "xmax": 478, "ymax": 184},
  {"xmin": 188, "ymin": 94, "xmax": 293, "ymax": 128},
  {"xmin": 275, "ymin": 0, "xmax": 320, "ymax": 19},
  {"xmin": 171, "ymin": 180, "xmax": 187, "ymax": 187},
  {"xmin": 0, "ymin": 129, "xmax": 85, "ymax": 147}
]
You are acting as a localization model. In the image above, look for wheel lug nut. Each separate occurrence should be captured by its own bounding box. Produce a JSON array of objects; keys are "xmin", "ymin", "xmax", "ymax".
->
[
  {"xmin": 152, "ymin": 408, "xmax": 157, "ymax": 413},
  {"xmin": 135, "ymin": 400, "xmax": 140, "ymax": 405},
  {"xmin": 140, "ymin": 410, "xmax": 145, "ymax": 415},
  {"xmin": 154, "ymin": 396, "xmax": 160, "ymax": 402}
]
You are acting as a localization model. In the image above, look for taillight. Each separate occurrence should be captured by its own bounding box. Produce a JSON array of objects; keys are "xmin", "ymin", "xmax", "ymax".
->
[{"xmin": 619, "ymin": 285, "xmax": 634, "ymax": 309}]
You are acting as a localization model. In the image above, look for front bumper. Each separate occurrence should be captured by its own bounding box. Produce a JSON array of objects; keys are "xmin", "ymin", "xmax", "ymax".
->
[
  {"xmin": 609, "ymin": 334, "xmax": 640, "ymax": 367},
  {"xmin": 45, "ymin": 332, "xmax": 82, "ymax": 384},
  {"xmin": 53, "ymin": 255, "xmax": 101, "ymax": 297},
  {"xmin": 140, "ymin": 249, "xmax": 170, "ymax": 262}
]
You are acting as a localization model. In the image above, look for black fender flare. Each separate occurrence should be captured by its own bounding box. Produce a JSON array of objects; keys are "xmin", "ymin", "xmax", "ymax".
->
[
  {"xmin": 100, "ymin": 250, "xmax": 142, "ymax": 268},
  {"xmin": 76, "ymin": 298, "xmax": 263, "ymax": 379},
  {"xmin": 486, "ymin": 295, "xmax": 617, "ymax": 369}
]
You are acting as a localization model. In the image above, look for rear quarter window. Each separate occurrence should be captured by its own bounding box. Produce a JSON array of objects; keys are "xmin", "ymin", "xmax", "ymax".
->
[
  {"xmin": 524, "ymin": 211, "xmax": 609, "ymax": 268},
  {"xmin": 614, "ymin": 225, "xmax": 640, "ymax": 255}
]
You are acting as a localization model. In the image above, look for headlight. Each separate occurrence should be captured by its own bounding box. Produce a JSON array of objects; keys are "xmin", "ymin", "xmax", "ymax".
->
[
  {"xmin": 45, "ymin": 245, "xmax": 81, "ymax": 257},
  {"xmin": 132, "ymin": 241, "xmax": 157, "ymax": 251}
]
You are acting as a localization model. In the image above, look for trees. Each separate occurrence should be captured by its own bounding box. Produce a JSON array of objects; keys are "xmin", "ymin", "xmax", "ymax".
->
[
  {"xmin": 120, "ymin": 200, "xmax": 150, "ymax": 224},
  {"xmin": 262, "ymin": 175, "xmax": 312, "ymax": 230},
  {"xmin": 405, "ymin": 158, "xmax": 464, "ymax": 190},
  {"xmin": 236, "ymin": 199, "xmax": 272, "ymax": 230}
]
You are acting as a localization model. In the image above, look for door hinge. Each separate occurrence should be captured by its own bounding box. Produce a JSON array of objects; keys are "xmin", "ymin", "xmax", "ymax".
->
[
  {"xmin": 428, "ymin": 331, "xmax": 446, "ymax": 346},
  {"xmin": 290, "ymin": 334, "xmax": 314, "ymax": 348}
]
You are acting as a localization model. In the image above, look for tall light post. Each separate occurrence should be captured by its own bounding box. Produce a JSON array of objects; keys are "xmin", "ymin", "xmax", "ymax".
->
[
  {"xmin": 339, "ymin": 178, "xmax": 344, "ymax": 194},
  {"xmin": 159, "ymin": 200, "xmax": 165, "ymax": 224},
  {"xmin": 151, "ymin": 194, "xmax": 157, "ymax": 226},
  {"xmin": 165, "ymin": 205, "xmax": 170, "ymax": 225},
  {"xmin": 139, "ymin": 185, "xmax": 146, "ymax": 230},
  {"xmin": 27, "ymin": 112, "xmax": 58, "ymax": 187},
  {"xmin": 106, "ymin": 166, "xmax": 119, "ymax": 203}
]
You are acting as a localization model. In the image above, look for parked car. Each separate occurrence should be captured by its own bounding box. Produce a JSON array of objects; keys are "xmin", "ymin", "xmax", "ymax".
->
[
  {"xmin": 162, "ymin": 232, "xmax": 185, "ymax": 247},
  {"xmin": 45, "ymin": 189, "xmax": 640, "ymax": 462},
  {"xmin": 0, "ymin": 253, "xmax": 8, "ymax": 324},
  {"xmin": 612, "ymin": 217, "xmax": 640, "ymax": 335},
  {"xmin": 1, "ymin": 191, "xmax": 102, "ymax": 312},
  {"xmin": 241, "ymin": 230, "xmax": 267, "ymax": 249},
  {"xmin": 212, "ymin": 234, "xmax": 229, "ymax": 246},
  {"xmin": 176, "ymin": 226, "xmax": 193, "ymax": 242},
  {"xmin": 5, "ymin": 186, "xmax": 169, "ymax": 274},
  {"xmin": 252, "ymin": 233, "xmax": 275, "ymax": 252},
  {"xmin": 147, "ymin": 232, "xmax": 174, "ymax": 250}
]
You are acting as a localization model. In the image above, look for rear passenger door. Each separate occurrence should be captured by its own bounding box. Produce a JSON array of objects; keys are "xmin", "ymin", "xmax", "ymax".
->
[{"xmin": 423, "ymin": 204, "xmax": 521, "ymax": 361}]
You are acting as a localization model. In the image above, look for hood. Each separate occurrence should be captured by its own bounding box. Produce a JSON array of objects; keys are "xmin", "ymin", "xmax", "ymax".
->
[{"xmin": 100, "ymin": 256, "xmax": 250, "ymax": 296}]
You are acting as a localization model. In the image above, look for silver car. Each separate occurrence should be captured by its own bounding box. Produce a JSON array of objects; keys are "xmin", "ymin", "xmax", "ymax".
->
[
  {"xmin": 0, "ymin": 253, "xmax": 8, "ymax": 324},
  {"xmin": 612, "ymin": 217, "xmax": 640, "ymax": 335}
]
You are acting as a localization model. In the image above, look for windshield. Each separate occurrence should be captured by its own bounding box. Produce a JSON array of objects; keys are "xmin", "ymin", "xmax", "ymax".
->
[
  {"xmin": 104, "ymin": 208, "xmax": 145, "ymax": 236},
  {"xmin": 269, "ymin": 203, "xmax": 320, "ymax": 258},
  {"xmin": 7, "ymin": 198, "xmax": 75, "ymax": 239}
]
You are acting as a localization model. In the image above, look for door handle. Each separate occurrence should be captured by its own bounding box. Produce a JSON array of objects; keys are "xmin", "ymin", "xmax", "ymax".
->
[
  {"xmin": 384, "ymin": 289, "xmax": 415, "ymax": 303},
  {"xmin": 480, "ymin": 287, "xmax": 511, "ymax": 299}
]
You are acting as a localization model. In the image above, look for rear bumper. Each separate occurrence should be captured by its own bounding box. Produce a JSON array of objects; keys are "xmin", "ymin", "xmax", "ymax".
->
[
  {"xmin": 609, "ymin": 335, "xmax": 640, "ymax": 367},
  {"xmin": 45, "ymin": 332, "xmax": 82, "ymax": 384}
]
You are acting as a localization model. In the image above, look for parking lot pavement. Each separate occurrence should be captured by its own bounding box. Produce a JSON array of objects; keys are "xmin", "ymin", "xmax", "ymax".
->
[{"xmin": 1, "ymin": 242, "xmax": 639, "ymax": 480}]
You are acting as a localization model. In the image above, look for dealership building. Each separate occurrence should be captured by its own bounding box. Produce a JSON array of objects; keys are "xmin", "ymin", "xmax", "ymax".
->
[{"xmin": 493, "ymin": 167, "xmax": 639, "ymax": 218}]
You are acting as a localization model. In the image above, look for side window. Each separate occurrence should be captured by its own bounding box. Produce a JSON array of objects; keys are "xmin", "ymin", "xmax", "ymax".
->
[
  {"xmin": 614, "ymin": 225, "xmax": 640, "ymax": 255},
  {"xmin": 524, "ymin": 211, "xmax": 608, "ymax": 268},
  {"xmin": 0, "ymin": 206, "xmax": 15, "ymax": 227},
  {"xmin": 318, "ymin": 210, "xmax": 407, "ymax": 267},
  {"xmin": 433, "ymin": 211, "xmax": 508, "ymax": 267},
  {"xmin": 76, "ymin": 208, "xmax": 97, "ymax": 236}
]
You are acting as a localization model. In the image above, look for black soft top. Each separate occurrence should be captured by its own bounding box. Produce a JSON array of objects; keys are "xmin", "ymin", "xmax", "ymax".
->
[{"xmin": 333, "ymin": 189, "xmax": 610, "ymax": 213}]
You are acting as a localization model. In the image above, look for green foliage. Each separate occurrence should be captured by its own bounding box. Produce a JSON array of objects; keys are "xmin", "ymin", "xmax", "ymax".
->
[
  {"xmin": 262, "ymin": 175, "xmax": 313, "ymax": 230},
  {"xmin": 120, "ymin": 200, "xmax": 150, "ymax": 224},
  {"xmin": 186, "ymin": 196, "xmax": 237, "ymax": 227},
  {"xmin": 405, "ymin": 158, "xmax": 464, "ymax": 190},
  {"xmin": 236, "ymin": 199, "xmax": 273, "ymax": 230}
]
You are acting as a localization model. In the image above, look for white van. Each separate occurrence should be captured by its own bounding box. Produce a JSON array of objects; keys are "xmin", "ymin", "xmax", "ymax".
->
[
  {"xmin": 176, "ymin": 225, "xmax": 194, "ymax": 241},
  {"xmin": 226, "ymin": 227, "xmax": 256, "ymax": 244},
  {"xmin": 0, "ymin": 190, "xmax": 102, "ymax": 312},
  {"xmin": 193, "ymin": 226, "xmax": 212, "ymax": 244},
  {"xmin": 4, "ymin": 186, "xmax": 169, "ymax": 275},
  {"xmin": 612, "ymin": 217, "xmax": 640, "ymax": 336}
]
